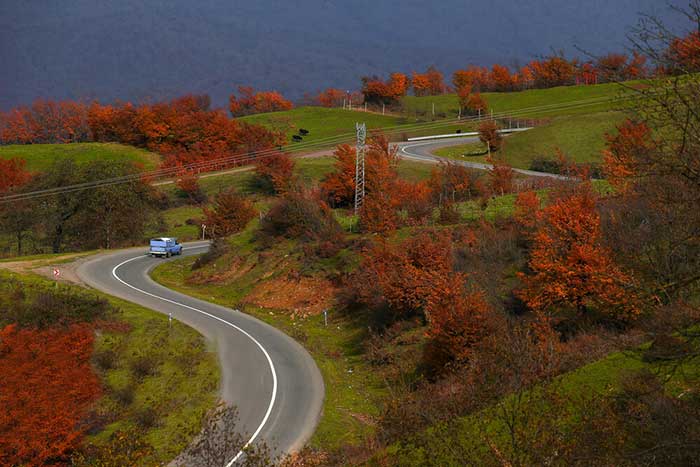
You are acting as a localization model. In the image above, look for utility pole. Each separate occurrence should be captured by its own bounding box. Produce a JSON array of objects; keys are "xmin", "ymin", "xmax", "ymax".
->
[{"xmin": 354, "ymin": 122, "xmax": 366, "ymax": 215}]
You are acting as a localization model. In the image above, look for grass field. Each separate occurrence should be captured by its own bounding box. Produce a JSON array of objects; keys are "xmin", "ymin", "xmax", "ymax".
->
[
  {"xmin": 238, "ymin": 106, "xmax": 478, "ymax": 147},
  {"xmin": 401, "ymin": 81, "xmax": 638, "ymax": 121},
  {"xmin": 239, "ymin": 107, "xmax": 406, "ymax": 146},
  {"xmin": 0, "ymin": 142, "xmax": 161, "ymax": 172},
  {"xmin": 434, "ymin": 111, "xmax": 626, "ymax": 169}
]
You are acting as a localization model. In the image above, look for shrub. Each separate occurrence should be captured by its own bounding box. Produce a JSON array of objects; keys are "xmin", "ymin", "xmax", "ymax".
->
[
  {"xmin": 192, "ymin": 238, "xmax": 229, "ymax": 270},
  {"xmin": 253, "ymin": 152, "xmax": 296, "ymax": 194},
  {"xmin": 202, "ymin": 188, "xmax": 257, "ymax": 238},
  {"xmin": 260, "ymin": 191, "xmax": 342, "ymax": 243}
]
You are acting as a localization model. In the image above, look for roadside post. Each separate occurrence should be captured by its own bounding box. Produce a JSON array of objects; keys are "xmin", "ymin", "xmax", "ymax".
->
[
  {"xmin": 169, "ymin": 312, "xmax": 173, "ymax": 328},
  {"xmin": 53, "ymin": 267, "xmax": 60, "ymax": 287},
  {"xmin": 201, "ymin": 224, "xmax": 207, "ymax": 240},
  {"xmin": 323, "ymin": 309, "xmax": 328, "ymax": 327}
]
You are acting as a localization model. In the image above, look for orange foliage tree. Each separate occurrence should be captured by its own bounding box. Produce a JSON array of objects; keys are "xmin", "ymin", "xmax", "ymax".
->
[
  {"xmin": 478, "ymin": 120, "xmax": 502, "ymax": 152},
  {"xmin": 0, "ymin": 324, "xmax": 101, "ymax": 466},
  {"xmin": 452, "ymin": 66, "xmax": 490, "ymax": 92},
  {"xmin": 361, "ymin": 72, "xmax": 410, "ymax": 105},
  {"xmin": 229, "ymin": 86, "xmax": 293, "ymax": 117},
  {"xmin": 427, "ymin": 161, "xmax": 480, "ymax": 205},
  {"xmin": 0, "ymin": 100, "xmax": 91, "ymax": 144},
  {"xmin": 602, "ymin": 120, "xmax": 656, "ymax": 192},
  {"xmin": 666, "ymin": 30, "xmax": 700, "ymax": 73},
  {"xmin": 353, "ymin": 230, "xmax": 454, "ymax": 319},
  {"xmin": 174, "ymin": 168, "xmax": 202, "ymax": 202},
  {"xmin": 517, "ymin": 183, "xmax": 639, "ymax": 320},
  {"xmin": 529, "ymin": 56, "xmax": 576, "ymax": 88},
  {"xmin": 487, "ymin": 156, "xmax": 514, "ymax": 195},
  {"xmin": 424, "ymin": 274, "xmax": 491, "ymax": 368},
  {"xmin": 203, "ymin": 188, "xmax": 257, "ymax": 237},
  {"xmin": 0, "ymin": 158, "xmax": 32, "ymax": 194},
  {"xmin": 254, "ymin": 151, "xmax": 296, "ymax": 194},
  {"xmin": 412, "ymin": 66, "xmax": 446, "ymax": 96},
  {"xmin": 320, "ymin": 144, "xmax": 356, "ymax": 207},
  {"xmin": 514, "ymin": 190, "xmax": 541, "ymax": 236},
  {"xmin": 490, "ymin": 64, "xmax": 515, "ymax": 91},
  {"xmin": 316, "ymin": 88, "xmax": 346, "ymax": 107}
]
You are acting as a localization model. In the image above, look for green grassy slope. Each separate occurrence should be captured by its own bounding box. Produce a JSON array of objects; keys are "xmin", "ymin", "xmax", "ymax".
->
[
  {"xmin": 239, "ymin": 107, "xmax": 407, "ymax": 146},
  {"xmin": 0, "ymin": 142, "xmax": 161, "ymax": 172},
  {"xmin": 434, "ymin": 111, "xmax": 626, "ymax": 169},
  {"xmin": 401, "ymin": 81, "xmax": 637, "ymax": 120},
  {"xmin": 387, "ymin": 338, "xmax": 700, "ymax": 465},
  {"xmin": 0, "ymin": 270, "xmax": 219, "ymax": 465}
]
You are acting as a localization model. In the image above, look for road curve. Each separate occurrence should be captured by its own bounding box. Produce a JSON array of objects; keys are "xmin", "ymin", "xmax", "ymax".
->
[
  {"xmin": 77, "ymin": 242, "xmax": 324, "ymax": 464},
  {"xmin": 396, "ymin": 136, "xmax": 568, "ymax": 179}
]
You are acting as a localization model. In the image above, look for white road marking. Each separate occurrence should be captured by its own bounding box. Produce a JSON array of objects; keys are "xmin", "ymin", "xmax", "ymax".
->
[{"xmin": 112, "ymin": 247, "xmax": 277, "ymax": 466}]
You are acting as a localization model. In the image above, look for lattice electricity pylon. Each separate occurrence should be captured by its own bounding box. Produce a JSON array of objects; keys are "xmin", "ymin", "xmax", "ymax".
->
[{"xmin": 354, "ymin": 122, "xmax": 367, "ymax": 215}]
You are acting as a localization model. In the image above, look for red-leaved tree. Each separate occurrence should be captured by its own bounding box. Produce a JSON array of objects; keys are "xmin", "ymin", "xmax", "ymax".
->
[
  {"xmin": 0, "ymin": 324, "xmax": 102, "ymax": 466},
  {"xmin": 517, "ymin": 183, "xmax": 640, "ymax": 321}
]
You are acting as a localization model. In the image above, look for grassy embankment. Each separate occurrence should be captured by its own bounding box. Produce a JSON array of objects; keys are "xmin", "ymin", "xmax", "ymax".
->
[
  {"xmin": 384, "ymin": 333, "xmax": 700, "ymax": 465},
  {"xmin": 0, "ymin": 142, "xmax": 161, "ymax": 171},
  {"xmin": 433, "ymin": 111, "xmax": 627, "ymax": 169},
  {"xmin": 0, "ymin": 270, "xmax": 219, "ymax": 465}
]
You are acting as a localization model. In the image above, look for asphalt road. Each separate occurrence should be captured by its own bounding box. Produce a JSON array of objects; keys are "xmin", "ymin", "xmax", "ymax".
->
[
  {"xmin": 396, "ymin": 136, "xmax": 568, "ymax": 179},
  {"xmin": 76, "ymin": 242, "xmax": 324, "ymax": 465}
]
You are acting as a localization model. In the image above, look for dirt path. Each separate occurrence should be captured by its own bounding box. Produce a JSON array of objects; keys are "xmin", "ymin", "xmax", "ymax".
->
[{"xmin": 0, "ymin": 252, "xmax": 96, "ymax": 286}]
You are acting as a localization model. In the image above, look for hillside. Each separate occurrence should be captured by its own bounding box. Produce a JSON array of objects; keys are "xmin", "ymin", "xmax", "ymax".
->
[
  {"xmin": 434, "ymin": 111, "xmax": 627, "ymax": 169},
  {"xmin": 401, "ymin": 81, "xmax": 636, "ymax": 120},
  {"xmin": 0, "ymin": 142, "xmax": 161, "ymax": 172}
]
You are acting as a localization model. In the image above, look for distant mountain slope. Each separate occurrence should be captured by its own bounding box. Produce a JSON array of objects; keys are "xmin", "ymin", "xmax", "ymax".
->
[{"xmin": 0, "ymin": 0, "xmax": 688, "ymax": 109}]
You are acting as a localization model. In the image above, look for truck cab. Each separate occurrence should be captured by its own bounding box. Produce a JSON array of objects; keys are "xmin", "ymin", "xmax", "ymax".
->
[{"xmin": 149, "ymin": 237, "xmax": 182, "ymax": 258}]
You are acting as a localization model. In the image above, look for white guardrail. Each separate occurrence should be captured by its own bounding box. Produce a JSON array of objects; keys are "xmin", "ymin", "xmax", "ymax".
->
[{"xmin": 406, "ymin": 127, "xmax": 532, "ymax": 142}]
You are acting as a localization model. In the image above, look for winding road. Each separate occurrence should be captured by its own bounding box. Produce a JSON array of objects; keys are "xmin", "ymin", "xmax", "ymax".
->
[
  {"xmin": 396, "ymin": 135, "xmax": 567, "ymax": 179},
  {"xmin": 76, "ymin": 242, "xmax": 324, "ymax": 465},
  {"xmin": 73, "ymin": 135, "xmax": 555, "ymax": 465}
]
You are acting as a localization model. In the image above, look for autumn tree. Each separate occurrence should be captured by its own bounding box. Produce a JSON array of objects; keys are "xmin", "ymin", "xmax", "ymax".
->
[
  {"xmin": 0, "ymin": 324, "xmax": 102, "ymax": 466},
  {"xmin": 361, "ymin": 72, "xmax": 410, "ymax": 105},
  {"xmin": 203, "ymin": 188, "xmax": 257, "ymax": 238},
  {"xmin": 175, "ymin": 169, "xmax": 205, "ymax": 203},
  {"xmin": 602, "ymin": 120, "xmax": 655, "ymax": 192},
  {"xmin": 351, "ymin": 230, "xmax": 454, "ymax": 320},
  {"xmin": 513, "ymin": 190, "xmax": 541, "ymax": 237},
  {"xmin": 320, "ymin": 144, "xmax": 356, "ymax": 207},
  {"xmin": 529, "ymin": 55, "xmax": 576, "ymax": 88},
  {"xmin": 424, "ymin": 274, "xmax": 491, "ymax": 370},
  {"xmin": 452, "ymin": 66, "xmax": 490, "ymax": 92},
  {"xmin": 596, "ymin": 52, "xmax": 647, "ymax": 81},
  {"xmin": 517, "ymin": 183, "xmax": 640, "ymax": 321},
  {"xmin": 316, "ymin": 88, "xmax": 346, "ymax": 107},
  {"xmin": 229, "ymin": 86, "xmax": 293, "ymax": 117},
  {"xmin": 253, "ymin": 152, "xmax": 296, "ymax": 194},
  {"xmin": 0, "ymin": 158, "xmax": 31, "ymax": 194},
  {"xmin": 486, "ymin": 156, "xmax": 514, "ymax": 196},
  {"xmin": 666, "ymin": 30, "xmax": 700, "ymax": 73},
  {"xmin": 0, "ymin": 100, "xmax": 91, "ymax": 144},
  {"xmin": 490, "ymin": 64, "xmax": 515, "ymax": 91},
  {"xmin": 427, "ymin": 161, "xmax": 480, "ymax": 205},
  {"xmin": 478, "ymin": 120, "xmax": 502, "ymax": 152},
  {"xmin": 412, "ymin": 66, "xmax": 446, "ymax": 96}
]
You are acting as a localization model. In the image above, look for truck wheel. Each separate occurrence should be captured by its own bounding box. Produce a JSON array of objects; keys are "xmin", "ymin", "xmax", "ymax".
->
[{"xmin": 166, "ymin": 252, "xmax": 171, "ymax": 258}]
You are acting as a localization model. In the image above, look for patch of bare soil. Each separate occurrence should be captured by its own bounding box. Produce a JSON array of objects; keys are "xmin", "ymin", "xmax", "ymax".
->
[{"xmin": 244, "ymin": 273, "xmax": 336, "ymax": 319}]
